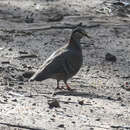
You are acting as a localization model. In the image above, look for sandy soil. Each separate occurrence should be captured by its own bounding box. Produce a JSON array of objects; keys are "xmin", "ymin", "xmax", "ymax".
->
[{"xmin": 0, "ymin": 0, "xmax": 130, "ymax": 130}]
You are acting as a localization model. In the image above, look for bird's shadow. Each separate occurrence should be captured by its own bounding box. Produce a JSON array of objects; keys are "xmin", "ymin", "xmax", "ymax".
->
[{"xmin": 54, "ymin": 90, "xmax": 118, "ymax": 101}]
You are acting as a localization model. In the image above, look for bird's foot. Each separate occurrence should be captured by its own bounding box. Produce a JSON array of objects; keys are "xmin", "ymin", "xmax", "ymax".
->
[
  {"xmin": 55, "ymin": 86, "xmax": 65, "ymax": 90},
  {"xmin": 66, "ymin": 85, "xmax": 73, "ymax": 91},
  {"xmin": 55, "ymin": 85, "xmax": 74, "ymax": 91}
]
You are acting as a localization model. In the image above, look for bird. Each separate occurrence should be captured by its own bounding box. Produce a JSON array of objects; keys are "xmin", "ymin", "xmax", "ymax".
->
[{"xmin": 29, "ymin": 23, "xmax": 90, "ymax": 90}]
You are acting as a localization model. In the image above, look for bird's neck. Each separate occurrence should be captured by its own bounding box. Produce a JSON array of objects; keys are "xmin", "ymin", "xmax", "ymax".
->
[{"xmin": 68, "ymin": 37, "xmax": 82, "ymax": 51}]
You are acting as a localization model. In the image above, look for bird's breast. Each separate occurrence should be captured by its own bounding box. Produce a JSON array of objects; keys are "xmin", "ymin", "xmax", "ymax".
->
[{"xmin": 63, "ymin": 50, "xmax": 83, "ymax": 78}]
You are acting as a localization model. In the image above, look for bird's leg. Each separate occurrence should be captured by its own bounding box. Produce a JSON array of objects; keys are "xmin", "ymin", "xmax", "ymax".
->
[
  {"xmin": 64, "ymin": 81, "xmax": 72, "ymax": 91},
  {"xmin": 56, "ymin": 80, "xmax": 65, "ymax": 90},
  {"xmin": 66, "ymin": 84, "xmax": 71, "ymax": 90},
  {"xmin": 56, "ymin": 80, "xmax": 60, "ymax": 89}
]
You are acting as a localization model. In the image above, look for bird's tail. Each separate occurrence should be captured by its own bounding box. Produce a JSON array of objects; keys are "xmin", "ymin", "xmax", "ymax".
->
[{"xmin": 29, "ymin": 72, "xmax": 49, "ymax": 82}]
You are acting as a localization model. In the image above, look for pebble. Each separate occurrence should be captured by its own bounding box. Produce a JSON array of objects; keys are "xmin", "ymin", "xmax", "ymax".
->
[
  {"xmin": 58, "ymin": 124, "xmax": 64, "ymax": 128},
  {"xmin": 105, "ymin": 53, "xmax": 117, "ymax": 62},
  {"xmin": 78, "ymin": 100, "xmax": 84, "ymax": 105},
  {"xmin": 48, "ymin": 99, "xmax": 60, "ymax": 108}
]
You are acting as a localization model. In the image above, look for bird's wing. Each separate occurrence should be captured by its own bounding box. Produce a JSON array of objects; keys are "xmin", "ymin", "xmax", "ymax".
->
[{"xmin": 29, "ymin": 47, "xmax": 68, "ymax": 81}]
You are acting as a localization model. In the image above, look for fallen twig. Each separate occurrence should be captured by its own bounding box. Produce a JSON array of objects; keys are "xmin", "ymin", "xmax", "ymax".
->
[
  {"xmin": 0, "ymin": 122, "xmax": 44, "ymax": 130},
  {"xmin": 85, "ymin": 124, "xmax": 109, "ymax": 129},
  {"xmin": 20, "ymin": 24, "xmax": 100, "ymax": 31},
  {"xmin": 111, "ymin": 125, "xmax": 130, "ymax": 129},
  {"xmin": 16, "ymin": 54, "xmax": 38, "ymax": 59},
  {"xmin": 0, "ymin": 24, "xmax": 100, "ymax": 34},
  {"xmin": 25, "ymin": 93, "xmax": 59, "ymax": 99}
]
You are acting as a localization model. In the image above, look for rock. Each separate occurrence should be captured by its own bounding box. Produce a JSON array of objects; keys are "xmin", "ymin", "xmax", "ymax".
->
[
  {"xmin": 12, "ymin": 99, "xmax": 17, "ymax": 102},
  {"xmin": 1, "ymin": 61, "xmax": 10, "ymax": 64},
  {"xmin": 105, "ymin": 53, "xmax": 117, "ymax": 62},
  {"xmin": 90, "ymin": 109, "xmax": 93, "ymax": 113},
  {"xmin": 8, "ymin": 48, "xmax": 13, "ymax": 51},
  {"xmin": 25, "ymin": 15, "xmax": 34, "ymax": 23},
  {"xmin": 47, "ymin": 14, "xmax": 63, "ymax": 22},
  {"xmin": 117, "ymin": 97, "xmax": 122, "ymax": 101},
  {"xmin": 57, "ymin": 124, "xmax": 64, "ymax": 128},
  {"xmin": 68, "ymin": 98, "xmax": 71, "ymax": 100},
  {"xmin": 18, "ymin": 82, "xmax": 24, "ymax": 85},
  {"xmin": 22, "ymin": 64, "xmax": 27, "ymax": 68},
  {"xmin": 18, "ymin": 86, "xmax": 22, "ymax": 89},
  {"xmin": 9, "ymin": 83, "xmax": 14, "ymax": 86},
  {"xmin": 95, "ymin": 118, "xmax": 100, "ymax": 121},
  {"xmin": 23, "ymin": 71, "xmax": 34, "ymax": 78},
  {"xmin": 48, "ymin": 99, "xmax": 60, "ymax": 108},
  {"xmin": 32, "ymin": 103, "xmax": 36, "ymax": 106},
  {"xmin": 78, "ymin": 100, "xmax": 84, "ymax": 105},
  {"xmin": 116, "ymin": 93, "xmax": 120, "ymax": 96},
  {"xmin": 19, "ymin": 51, "xmax": 28, "ymax": 54},
  {"xmin": 50, "ymin": 118, "xmax": 55, "ymax": 121},
  {"xmin": 16, "ymin": 75, "xmax": 24, "ymax": 81},
  {"xmin": 4, "ymin": 98, "xmax": 8, "ymax": 102},
  {"xmin": 121, "ymin": 103, "xmax": 126, "ymax": 107},
  {"xmin": 107, "ymin": 96, "xmax": 113, "ymax": 100}
]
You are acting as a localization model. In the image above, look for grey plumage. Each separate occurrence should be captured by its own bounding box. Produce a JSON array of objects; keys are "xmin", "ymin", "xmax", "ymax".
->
[{"xmin": 29, "ymin": 23, "xmax": 90, "ymax": 90}]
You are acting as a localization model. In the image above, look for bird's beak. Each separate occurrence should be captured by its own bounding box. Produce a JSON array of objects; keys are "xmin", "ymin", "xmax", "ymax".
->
[{"xmin": 84, "ymin": 32, "xmax": 91, "ymax": 38}]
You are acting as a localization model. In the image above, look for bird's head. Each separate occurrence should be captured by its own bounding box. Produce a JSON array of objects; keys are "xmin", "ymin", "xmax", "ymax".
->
[{"xmin": 71, "ymin": 23, "xmax": 91, "ymax": 40}]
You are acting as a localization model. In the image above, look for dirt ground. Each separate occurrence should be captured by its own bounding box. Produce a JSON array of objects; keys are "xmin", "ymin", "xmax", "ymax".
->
[{"xmin": 0, "ymin": 0, "xmax": 130, "ymax": 130}]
